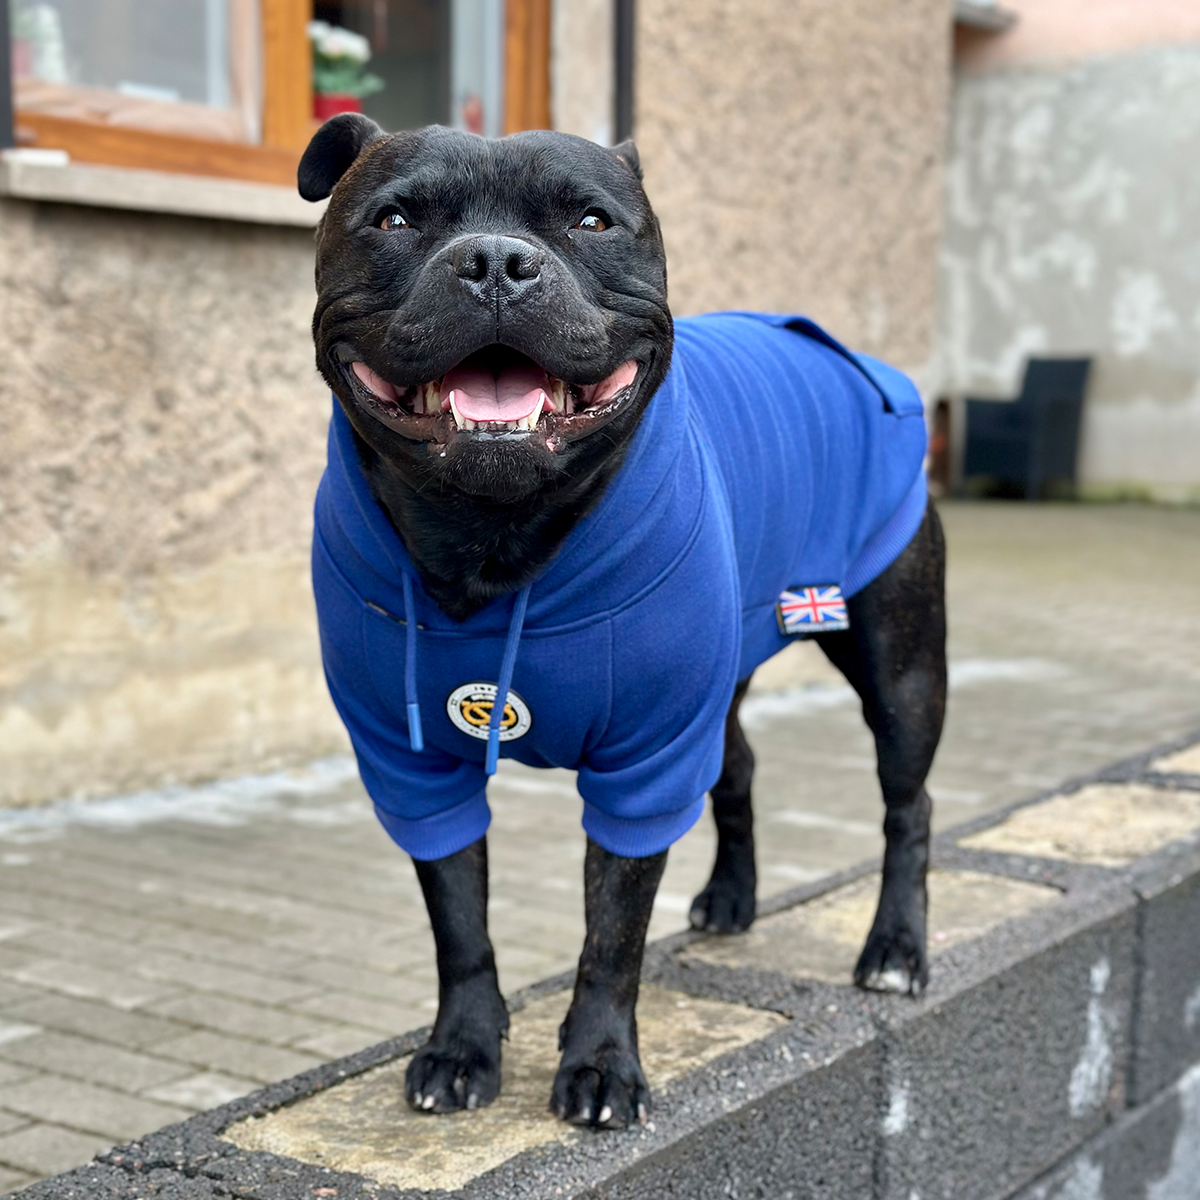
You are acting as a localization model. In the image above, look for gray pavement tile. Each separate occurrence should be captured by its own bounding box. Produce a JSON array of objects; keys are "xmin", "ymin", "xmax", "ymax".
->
[
  {"xmin": 0, "ymin": 981, "xmax": 44, "ymax": 1010},
  {"xmin": 0, "ymin": 1122, "xmax": 111, "ymax": 1177},
  {"xmin": 0, "ymin": 1164, "xmax": 35, "ymax": 1195},
  {"xmin": 0, "ymin": 1075, "xmax": 190, "ymax": 1141},
  {"xmin": 290, "ymin": 1023, "xmax": 404, "ymax": 1060},
  {"xmin": 144, "ymin": 994, "xmax": 334, "ymax": 1047},
  {"xmin": 0, "ymin": 1032, "xmax": 190, "ymax": 1093},
  {"xmin": 0, "ymin": 1025, "xmax": 39, "ymax": 1051},
  {"xmin": 0, "ymin": 996, "xmax": 188, "ymax": 1050},
  {"xmin": 143, "ymin": 1071, "xmax": 258, "ymax": 1111},
  {"xmin": 0, "ymin": 1112, "xmax": 30, "ymax": 1135},
  {"xmin": 278, "ymin": 957, "xmax": 435, "ymax": 1004},
  {"xmin": 288, "ymin": 989, "xmax": 430, "ymax": 1036},
  {"xmin": 5, "ymin": 960, "xmax": 178, "ymax": 1012},
  {"xmin": 150, "ymin": 1030, "xmax": 323, "ymax": 1085},
  {"xmin": 126, "ymin": 950, "xmax": 321, "ymax": 1007}
]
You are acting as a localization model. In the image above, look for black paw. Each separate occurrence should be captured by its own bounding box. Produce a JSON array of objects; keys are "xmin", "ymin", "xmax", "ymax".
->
[
  {"xmin": 853, "ymin": 921, "xmax": 928, "ymax": 997},
  {"xmin": 405, "ymin": 1015, "xmax": 506, "ymax": 1113},
  {"xmin": 551, "ymin": 1044, "xmax": 650, "ymax": 1129},
  {"xmin": 689, "ymin": 845, "xmax": 756, "ymax": 933}
]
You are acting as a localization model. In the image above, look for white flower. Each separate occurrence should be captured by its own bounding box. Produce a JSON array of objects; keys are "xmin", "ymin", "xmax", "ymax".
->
[
  {"xmin": 315, "ymin": 25, "xmax": 372, "ymax": 63},
  {"xmin": 306, "ymin": 20, "xmax": 331, "ymax": 41}
]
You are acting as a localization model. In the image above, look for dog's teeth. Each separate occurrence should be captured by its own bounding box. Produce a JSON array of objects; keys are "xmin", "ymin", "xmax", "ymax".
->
[
  {"xmin": 411, "ymin": 386, "xmax": 424, "ymax": 415},
  {"xmin": 426, "ymin": 381, "xmax": 440, "ymax": 412},
  {"xmin": 448, "ymin": 390, "xmax": 468, "ymax": 430},
  {"xmin": 550, "ymin": 379, "xmax": 566, "ymax": 412}
]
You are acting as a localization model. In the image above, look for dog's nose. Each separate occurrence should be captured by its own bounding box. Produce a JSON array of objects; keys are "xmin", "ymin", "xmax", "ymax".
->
[{"xmin": 451, "ymin": 235, "xmax": 544, "ymax": 303}]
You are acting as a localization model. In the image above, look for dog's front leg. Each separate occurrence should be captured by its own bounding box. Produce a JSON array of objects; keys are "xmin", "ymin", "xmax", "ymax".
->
[
  {"xmin": 407, "ymin": 837, "xmax": 509, "ymax": 1112},
  {"xmin": 552, "ymin": 837, "xmax": 667, "ymax": 1128}
]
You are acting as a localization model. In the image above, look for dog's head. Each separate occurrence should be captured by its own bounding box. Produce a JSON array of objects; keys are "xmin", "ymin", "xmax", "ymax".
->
[{"xmin": 299, "ymin": 118, "xmax": 672, "ymax": 502}]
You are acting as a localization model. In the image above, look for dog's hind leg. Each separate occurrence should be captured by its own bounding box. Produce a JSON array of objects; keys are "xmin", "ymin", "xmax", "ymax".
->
[
  {"xmin": 406, "ymin": 837, "xmax": 510, "ymax": 1112},
  {"xmin": 814, "ymin": 502, "xmax": 947, "ymax": 995},
  {"xmin": 689, "ymin": 678, "xmax": 757, "ymax": 933}
]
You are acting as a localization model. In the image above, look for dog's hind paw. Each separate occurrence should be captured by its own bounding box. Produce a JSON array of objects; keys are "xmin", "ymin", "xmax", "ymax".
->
[
  {"xmin": 688, "ymin": 852, "xmax": 757, "ymax": 934},
  {"xmin": 406, "ymin": 1040, "xmax": 501, "ymax": 1114},
  {"xmin": 853, "ymin": 925, "xmax": 928, "ymax": 997},
  {"xmin": 551, "ymin": 1047, "xmax": 650, "ymax": 1130}
]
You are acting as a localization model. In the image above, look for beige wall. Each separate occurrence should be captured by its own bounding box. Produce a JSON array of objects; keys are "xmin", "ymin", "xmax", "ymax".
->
[
  {"xmin": 0, "ymin": 198, "xmax": 347, "ymax": 806},
  {"xmin": 957, "ymin": 0, "xmax": 1200, "ymax": 72},
  {"xmin": 633, "ymin": 0, "xmax": 955, "ymax": 378},
  {"xmin": 940, "ymin": 5, "xmax": 1200, "ymax": 500}
]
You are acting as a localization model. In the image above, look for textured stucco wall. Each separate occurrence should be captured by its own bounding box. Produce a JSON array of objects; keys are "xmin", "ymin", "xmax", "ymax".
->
[
  {"xmin": 551, "ymin": 0, "xmax": 614, "ymax": 146},
  {"xmin": 0, "ymin": 198, "xmax": 345, "ymax": 805},
  {"xmin": 939, "ymin": 44, "xmax": 1200, "ymax": 500},
  {"xmin": 633, "ymin": 0, "xmax": 955, "ymax": 378}
]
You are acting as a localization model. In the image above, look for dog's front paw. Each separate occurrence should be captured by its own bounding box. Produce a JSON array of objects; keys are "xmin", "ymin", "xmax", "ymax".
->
[
  {"xmin": 854, "ymin": 920, "xmax": 928, "ymax": 997},
  {"xmin": 551, "ymin": 1044, "xmax": 650, "ymax": 1129},
  {"xmin": 406, "ymin": 1031, "xmax": 503, "ymax": 1113}
]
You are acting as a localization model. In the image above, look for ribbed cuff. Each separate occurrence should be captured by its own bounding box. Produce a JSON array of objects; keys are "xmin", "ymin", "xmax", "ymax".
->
[
  {"xmin": 842, "ymin": 471, "xmax": 928, "ymax": 598},
  {"xmin": 373, "ymin": 791, "xmax": 491, "ymax": 861},
  {"xmin": 582, "ymin": 794, "xmax": 706, "ymax": 858}
]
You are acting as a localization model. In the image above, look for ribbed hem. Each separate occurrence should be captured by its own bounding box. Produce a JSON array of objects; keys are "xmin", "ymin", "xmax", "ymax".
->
[
  {"xmin": 373, "ymin": 792, "xmax": 491, "ymax": 862},
  {"xmin": 582, "ymin": 795, "xmax": 707, "ymax": 858},
  {"xmin": 842, "ymin": 471, "xmax": 928, "ymax": 598}
]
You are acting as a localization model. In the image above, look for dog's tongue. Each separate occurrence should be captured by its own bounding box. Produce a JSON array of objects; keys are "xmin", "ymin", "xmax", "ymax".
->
[{"xmin": 444, "ymin": 360, "xmax": 548, "ymax": 422}]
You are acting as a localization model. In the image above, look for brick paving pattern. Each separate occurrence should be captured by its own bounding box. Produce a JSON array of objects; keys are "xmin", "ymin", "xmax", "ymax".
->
[{"xmin": 1, "ymin": 501, "xmax": 1198, "ymax": 1191}]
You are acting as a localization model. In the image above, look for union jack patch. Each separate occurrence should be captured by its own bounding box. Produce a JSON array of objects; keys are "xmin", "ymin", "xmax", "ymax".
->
[{"xmin": 776, "ymin": 585, "xmax": 850, "ymax": 635}]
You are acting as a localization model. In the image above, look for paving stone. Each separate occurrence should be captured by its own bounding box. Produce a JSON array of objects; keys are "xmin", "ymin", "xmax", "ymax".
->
[
  {"xmin": 960, "ymin": 783, "xmax": 1200, "ymax": 866},
  {"xmin": 1150, "ymin": 742, "xmax": 1200, "ymax": 774},
  {"xmin": 125, "ymin": 951, "xmax": 320, "ymax": 1007},
  {"xmin": 0, "ymin": 1076, "xmax": 190, "ymax": 1142},
  {"xmin": 0, "ymin": 1123, "xmax": 111, "ymax": 1177},
  {"xmin": 7, "ymin": 961, "xmax": 177, "ymax": 1012},
  {"xmin": 143, "ymin": 994, "xmax": 333, "ymax": 1047},
  {"xmin": 0, "ymin": 1111, "xmax": 30, "ymax": 1135},
  {"xmin": 0, "ymin": 997, "xmax": 187, "ymax": 1050},
  {"xmin": 150, "ymin": 1031, "xmax": 323, "ymax": 1086},
  {"xmin": 0, "ymin": 1033, "xmax": 189, "ymax": 1093},
  {"xmin": 0, "ymin": 1164, "xmax": 35, "ymax": 1195},
  {"xmin": 224, "ymin": 985, "xmax": 787, "ymax": 1192},
  {"xmin": 683, "ymin": 868, "xmax": 1060, "ymax": 982},
  {"xmin": 143, "ymin": 1072, "xmax": 258, "ymax": 1111},
  {"xmin": 0, "ymin": 1024, "xmax": 41, "ymax": 1050},
  {"xmin": 289, "ymin": 1024, "xmax": 400, "ymax": 1060},
  {"xmin": 289, "ymin": 989, "xmax": 433, "ymax": 1036}
]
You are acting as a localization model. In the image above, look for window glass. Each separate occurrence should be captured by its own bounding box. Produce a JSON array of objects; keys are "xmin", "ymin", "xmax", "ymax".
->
[
  {"xmin": 11, "ymin": 0, "xmax": 262, "ymax": 142},
  {"xmin": 311, "ymin": 0, "xmax": 504, "ymax": 136}
]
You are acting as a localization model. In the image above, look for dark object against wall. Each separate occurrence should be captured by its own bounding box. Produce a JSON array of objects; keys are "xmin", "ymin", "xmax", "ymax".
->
[
  {"xmin": 0, "ymin": 0, "xmax": 12, "ymax": 149},
  {"xmin": 963, "ymin": 358, "xmax": 1091, "ymax": 500},
  {"xmin": 614, "ymin": 0, "xmax": 634, "ymax": 143}
]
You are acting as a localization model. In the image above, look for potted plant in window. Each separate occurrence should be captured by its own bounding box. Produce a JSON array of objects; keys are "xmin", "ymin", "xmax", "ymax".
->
[{"xmin": 308, "ymin": 21, "xmax": 384, "ymax": 120}]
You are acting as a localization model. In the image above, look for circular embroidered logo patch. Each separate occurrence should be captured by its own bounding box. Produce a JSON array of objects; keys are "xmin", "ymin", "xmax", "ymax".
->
[{"xmin": 446, "ymin": 682, "xmax": 532, "ymax": 742}]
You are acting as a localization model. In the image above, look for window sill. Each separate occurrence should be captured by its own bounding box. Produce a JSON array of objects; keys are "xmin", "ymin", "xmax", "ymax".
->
[{"xmin": 0, "ymin": 149, "xmax": 325, "ymax": 228}]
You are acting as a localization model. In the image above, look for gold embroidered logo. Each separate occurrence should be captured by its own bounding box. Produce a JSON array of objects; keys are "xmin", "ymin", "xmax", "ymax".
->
[{"xmin": 446, "ymin": 683, "xmax": 532, "ymax": 742}]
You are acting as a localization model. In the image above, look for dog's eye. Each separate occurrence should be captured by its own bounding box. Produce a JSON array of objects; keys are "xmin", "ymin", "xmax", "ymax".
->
[
  {"xmin": 574, "ymin": 212, "xmax": 609, "ymax": 233},
  {"xmin": 380, "ymin": 211, "xmax": 410, "ymax": 231}
]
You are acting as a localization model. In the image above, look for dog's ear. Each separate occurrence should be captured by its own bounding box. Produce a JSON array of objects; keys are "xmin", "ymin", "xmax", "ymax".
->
[
  {"xmin": 298, "ymin": 113, "xmax": 385, "ymax": 202},
  {"xmin": 612, "ymin": 139, "xmax": 642, "ymax": 182}
]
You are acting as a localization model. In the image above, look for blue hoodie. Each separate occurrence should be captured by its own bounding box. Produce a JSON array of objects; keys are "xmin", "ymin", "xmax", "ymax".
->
[{"xmin": 312, "ymin": 313, "xmax": 928, "ymax": 861}]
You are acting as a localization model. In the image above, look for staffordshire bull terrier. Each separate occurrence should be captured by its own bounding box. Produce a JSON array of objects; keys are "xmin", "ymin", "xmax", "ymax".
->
[{"xmin": 298, "ymin": 116, "xmax": 946, "ymax": 1129}]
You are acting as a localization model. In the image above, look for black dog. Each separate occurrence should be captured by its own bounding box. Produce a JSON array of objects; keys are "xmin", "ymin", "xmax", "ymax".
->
[{"xmin": 298, "ymin": 117, "xmax": 946, "ymax": 1130}]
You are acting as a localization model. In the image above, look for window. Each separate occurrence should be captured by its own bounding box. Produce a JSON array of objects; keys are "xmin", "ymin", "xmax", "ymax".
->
[{"xmin": 7, "ymin": 0, "xmax": 550, "ymax": 187}]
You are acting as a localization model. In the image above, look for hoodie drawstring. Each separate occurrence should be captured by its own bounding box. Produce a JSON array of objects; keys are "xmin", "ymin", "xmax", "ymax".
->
[
  {"xmin": 487, "ymin": 585, "xmax": 531, "ymax": 775},
  {"xmin": 400, "ymin": 572, "xmax": 424, "ymax": 753},
  {"xmin": 399, "ymin": 575, "xmax": 531, "ymax": 775}
]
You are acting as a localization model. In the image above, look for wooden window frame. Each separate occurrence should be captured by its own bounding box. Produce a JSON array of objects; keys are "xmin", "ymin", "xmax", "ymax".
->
[{"xmin": 9, "ymin": 0, "xmax": 553, "ymax": 189}]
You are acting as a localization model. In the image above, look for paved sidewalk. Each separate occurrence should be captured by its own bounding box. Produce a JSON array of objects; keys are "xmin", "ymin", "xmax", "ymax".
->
[{"xmin": 1, "ymin": 501, "xmax": 1199, "ymax": 1193}]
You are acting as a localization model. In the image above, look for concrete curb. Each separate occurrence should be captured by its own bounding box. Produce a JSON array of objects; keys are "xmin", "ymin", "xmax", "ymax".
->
[{"xmin": 16, "ymin": 726, "xmax": 1200, "ymax": 1200}]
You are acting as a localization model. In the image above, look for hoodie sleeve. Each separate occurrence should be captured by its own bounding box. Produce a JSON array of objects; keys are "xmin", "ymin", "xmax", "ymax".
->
[{"xmin": 575, "ymin": 503, "xmax": 742, "ymax": 858}]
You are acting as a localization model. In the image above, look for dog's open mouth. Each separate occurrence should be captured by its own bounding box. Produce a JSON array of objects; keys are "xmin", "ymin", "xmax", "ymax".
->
[{"xmin": 345, "ymin": 345, "xmax": 640, "ymax": 446}]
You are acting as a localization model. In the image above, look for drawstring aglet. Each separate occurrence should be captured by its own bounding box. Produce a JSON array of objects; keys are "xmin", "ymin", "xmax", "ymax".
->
[{"xmin": 407, "ymin": 702, "xmax": 424, "ymax": 753}]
